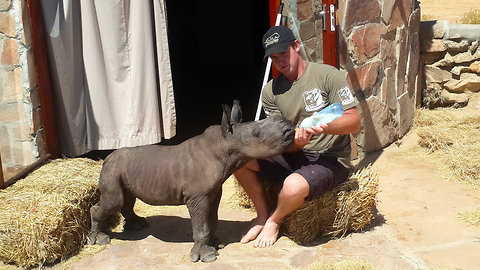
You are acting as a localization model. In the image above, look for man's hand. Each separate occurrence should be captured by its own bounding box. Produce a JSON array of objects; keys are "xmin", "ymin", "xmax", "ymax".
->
[{"xmin": 286, "ymin": 126, "xmax": 317, "ymax": 152}]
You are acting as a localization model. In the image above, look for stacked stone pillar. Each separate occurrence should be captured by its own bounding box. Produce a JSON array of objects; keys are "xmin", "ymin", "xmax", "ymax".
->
[
  {"xmin": 281, "ymin": 0, "xmax": 421, "ymax": 156},
  {"xmin": 339, "ymin": 0, "xmax": 421, "ymax": 155},
  {"xmin": 0, "ymin": 0, "xmax": 41, "ymax": 180}
]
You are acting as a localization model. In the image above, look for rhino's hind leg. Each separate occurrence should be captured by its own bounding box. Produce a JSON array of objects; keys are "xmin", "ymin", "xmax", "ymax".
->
[
  {"xmin": 121, "ymin": 190, "xmax": 149, "ymax": 230},
  {"xmin": 88, "ymin": 175, "xmax": 125, "ymax": 245}
]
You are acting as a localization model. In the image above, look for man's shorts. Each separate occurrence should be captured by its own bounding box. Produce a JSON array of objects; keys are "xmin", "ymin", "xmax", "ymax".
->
[{"xmin": 257, "ymin": 151, "xmax": 350, "ymax": 201}]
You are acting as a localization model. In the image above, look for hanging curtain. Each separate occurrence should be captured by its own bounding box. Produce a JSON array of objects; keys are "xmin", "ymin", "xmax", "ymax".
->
[{"xmin": 41, "ymin": 0, "xmax": 176, "ymax": 157}]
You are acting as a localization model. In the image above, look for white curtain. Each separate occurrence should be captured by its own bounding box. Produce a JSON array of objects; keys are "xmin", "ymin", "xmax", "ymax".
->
[{"xmin": 41, "ymin": 0, "xmax": 176, "ymax": 157}]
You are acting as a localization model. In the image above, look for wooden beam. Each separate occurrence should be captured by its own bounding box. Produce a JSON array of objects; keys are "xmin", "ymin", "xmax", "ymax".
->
[
  {"xmin": 269, "ymin": 0, "xmax": 281, "ymax": 27},
  {"xmin": 0, "ymin": 153, "xmax": 4, "ymax": 189},
  {"xmin": 3, "ymin": 154, "xmax": 52, "ymax": 188},
  {"xmin": 269, "ymin": 0, "xmax": 281, "ymax": 78},
  {"xmin": 25, "ymin": 0, "xmax": 60, "ymax": 159},
  {"xmin": 322, "ymin": 0, "xmax": 338, "ymax": 67}
]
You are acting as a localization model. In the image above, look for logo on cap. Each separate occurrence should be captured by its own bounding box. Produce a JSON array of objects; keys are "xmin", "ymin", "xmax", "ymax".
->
[{"xmin": 264, "ymin": 32, "xmax": 280, "ymax": 48}]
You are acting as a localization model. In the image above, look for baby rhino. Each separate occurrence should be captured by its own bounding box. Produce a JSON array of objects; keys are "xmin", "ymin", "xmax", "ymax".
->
[{"xmin": 88, "ymin": 100, "xmax": 294, "ymax": 263}]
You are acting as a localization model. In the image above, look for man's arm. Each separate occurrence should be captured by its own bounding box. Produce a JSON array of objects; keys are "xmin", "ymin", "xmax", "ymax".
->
[
  {"xmin": 285, "ymin": 107, "xmax": 361, "ymax": 153},
  {"xmin": 309, "ymin": 107, "xmax": 361, "ymax": 135}
]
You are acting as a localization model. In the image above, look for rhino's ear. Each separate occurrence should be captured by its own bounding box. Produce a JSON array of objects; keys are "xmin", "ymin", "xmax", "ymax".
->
[
  {"xmin": 230, "ymin": 100, "xmax": 242, "ymax": 124},
  {"xmin": 221, "ymin": 104, "xmax": 234, "ymax": 135}
]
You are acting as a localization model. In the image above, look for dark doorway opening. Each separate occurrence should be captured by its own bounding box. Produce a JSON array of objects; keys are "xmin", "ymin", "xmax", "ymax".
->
[{"xmin": 162, "ymin": 0, "xmax": 270, "ymax": 144}]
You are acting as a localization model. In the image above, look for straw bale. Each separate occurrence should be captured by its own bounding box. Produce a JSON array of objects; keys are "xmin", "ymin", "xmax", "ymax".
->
[
  {"xmin": 233, "ymin": 165, "xmax": 379, "ymax": 244},
  {"xmin": 0, "ymin": 158, "xmax": 103, "ymax": 267},
  {"xmin": 231, "ymin": 175, "xmax": 255, "ymax": 210}
]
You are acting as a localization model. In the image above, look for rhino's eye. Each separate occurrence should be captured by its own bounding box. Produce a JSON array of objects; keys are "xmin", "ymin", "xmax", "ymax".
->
[{"xmin": 252, "ymin": 128, "xmax": 261, "ymax": 138}]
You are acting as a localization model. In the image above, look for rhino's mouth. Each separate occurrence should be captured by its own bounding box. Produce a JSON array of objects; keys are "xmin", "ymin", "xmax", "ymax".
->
[{"xmin": 281, "ymin": 121, "xmax": 295, "ymax": 143}]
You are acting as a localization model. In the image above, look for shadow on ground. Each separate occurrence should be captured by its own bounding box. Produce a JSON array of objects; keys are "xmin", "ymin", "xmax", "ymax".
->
[{"xmin": 109, "ymin": 215, "xmax": 251, "ymax": 247}]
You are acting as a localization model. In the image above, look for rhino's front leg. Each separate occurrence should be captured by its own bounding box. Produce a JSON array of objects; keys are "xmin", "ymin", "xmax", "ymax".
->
[
  {"xmin": 209, "ymin": 187, "xmax": 223, "ymax": 249},
  {"xmin": 187, "ymin": 195, "xmax": 219, "ymax": 263}
]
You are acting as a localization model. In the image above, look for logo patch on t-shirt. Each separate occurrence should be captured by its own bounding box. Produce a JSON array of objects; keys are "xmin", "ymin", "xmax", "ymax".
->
[
  {"xmin": 303, "ymin": 88, "xmax": 325, "ymax": 112},
  {"xmin": 338, "ymin": 86, "xmax": 355, "ymax": 105}
]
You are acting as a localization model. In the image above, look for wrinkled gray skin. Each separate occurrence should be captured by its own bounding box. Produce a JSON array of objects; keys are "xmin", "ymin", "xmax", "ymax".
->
[{"xmin": 87, "ymin": 100, "xmax": 294, "ymax": 263}]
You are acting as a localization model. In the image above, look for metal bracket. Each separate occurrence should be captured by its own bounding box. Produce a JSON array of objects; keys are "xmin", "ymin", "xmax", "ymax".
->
[{"xmin": 315, "ymin": 4, "xmax": 327, "ymax": 31}]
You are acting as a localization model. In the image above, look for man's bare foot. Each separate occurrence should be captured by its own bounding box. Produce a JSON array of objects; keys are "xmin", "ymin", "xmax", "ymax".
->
[
  {"xmin": 253, "ymin": 219, "xmax": 280, "ymax": 248},
  {"xmin": 240, "ymin": 217, "xmax": 267, "ymax": 243}
]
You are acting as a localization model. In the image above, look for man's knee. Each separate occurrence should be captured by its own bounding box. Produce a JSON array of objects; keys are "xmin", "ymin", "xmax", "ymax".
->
[
  {"xmin": 236, "ymin": 159, "xmax": 260, "ymax": 174},
  {"xmin": 282, "ymin": 173, "xmax": 310, "ymax": 198}
]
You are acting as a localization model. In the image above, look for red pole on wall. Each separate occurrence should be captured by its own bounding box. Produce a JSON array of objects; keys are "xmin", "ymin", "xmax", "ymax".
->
[
  {"xmin": 269, "ymin": 0, "xmax": 281, "ymax": 27},
  {"xmin": 269, "ymin": 0, "xmax": 281, "ymax": 78},
  {"xmin": 322, "ymin": 0, "xmax": 338, "ymax": 67}
]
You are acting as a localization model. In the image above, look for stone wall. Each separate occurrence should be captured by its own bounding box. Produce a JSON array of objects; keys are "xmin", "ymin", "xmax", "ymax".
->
[
  {"xmin": 419, "ymin": 20, "xmax": 480, "ymax": 108},
  {"xmin": 0, "ymin": 0, "xmax": 42, "ymax": 179},
  {"xmin": 282, "ymin": 0, "xmax": 421, "ymax": 157}
]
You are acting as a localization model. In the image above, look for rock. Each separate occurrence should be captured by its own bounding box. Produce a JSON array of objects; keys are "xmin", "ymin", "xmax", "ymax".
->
[
  {"xmin": 351, "ymin": 23, "xmax": 388, "ymax": 62},
  {"xmin": 444, "ymin": 40, "xmax": 470, "ymax": 52},
  {"xmin": 470, "ymin": 61, "xmax": 480, "ymax": 74},
  {"xmin": 439, "ymin": 90, "xmax": 470, "ymax": 107},
  {"xmin": 425, "ymin": 65, "xmax": 452, "ymax": 84},
  {"xmin": 358, "ymin": 97, "xmax": 399, "ymax": 152},
  {"xmin": 420, "ymin": 39, "xmax": 446, "ymax": 53},
  {"xmin": 453, "ymin": 51, "xmax": 476, "ymax": 64},
  {"xmin": 469, "ymin": 41, "xmax": 480, "ymax": 54},
  {"xmin": 421, "ymin": 51, "xmax": 447, "ymax": 65},
  {"xmin": 347, "ymin": 61, "xmax": 382, "ymax": 94},
  {"xmin": 342, "ymin": 0, "xmax": 381, "ymax": 31},
  {"xmin": 432, "ymin": 52, "xmax": 455, "ymax": 67},
  {"xmin": 444, "ymin": 73, "xmax": 480, "ymax": 93},
  {"xmin": 380, "ymin": 32, "xmax": 396, "ymax": 68},
  {"xmin": 388, "ymin": 0, "xmax": 413, "ymax": 31},
  {"xmin": 450, "ymin": 66, "xmax": 471, "ymax": 76}
]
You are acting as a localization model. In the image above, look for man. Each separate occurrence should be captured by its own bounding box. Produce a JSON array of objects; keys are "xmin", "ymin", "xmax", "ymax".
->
[{"xmin": 234, "ymin": 26, "xmax": 361, "ymax": 248}]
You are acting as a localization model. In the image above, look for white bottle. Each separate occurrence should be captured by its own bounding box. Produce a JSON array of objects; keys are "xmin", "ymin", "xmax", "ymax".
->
[{"xmin": 299, "ymin": 103, "xmax": 344, "ymax": 128}]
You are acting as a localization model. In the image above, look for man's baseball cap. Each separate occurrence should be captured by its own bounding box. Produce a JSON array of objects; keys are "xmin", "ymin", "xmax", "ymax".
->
[{"xmin": 262, "ymin": 26, "xmax": 296, "ymax": 60}]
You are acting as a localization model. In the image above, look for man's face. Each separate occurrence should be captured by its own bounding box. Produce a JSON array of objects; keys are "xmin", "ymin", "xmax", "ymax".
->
[{"xmin": 269, "ymin": 42, "xmax": 300, "ymax": 77}]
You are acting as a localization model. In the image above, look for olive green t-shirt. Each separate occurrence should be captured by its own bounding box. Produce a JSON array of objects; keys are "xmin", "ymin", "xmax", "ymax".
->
[{"xmin": 262, "ymin": 62, "xmax": 358, "ymax": 167}]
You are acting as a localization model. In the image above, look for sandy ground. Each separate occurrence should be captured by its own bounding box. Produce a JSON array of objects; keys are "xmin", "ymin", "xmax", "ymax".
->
[{"xmin": 420, "ymin": 0, "xmax": 480, "ymax": 23}]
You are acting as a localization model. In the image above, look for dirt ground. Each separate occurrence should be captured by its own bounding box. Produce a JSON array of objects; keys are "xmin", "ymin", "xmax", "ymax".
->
[
  {"xmin": 420, "ymin": 0, "xmax": 480, "ymax": 23},
  {"xmin": 28, "ymin": 96, "xmax": 477, "ymax": 270}
]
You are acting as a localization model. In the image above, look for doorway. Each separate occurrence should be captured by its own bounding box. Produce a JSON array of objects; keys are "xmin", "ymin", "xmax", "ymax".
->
[{"xmin": 163, "ymin": 0, "xmax": 270, "ymax": 144}]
